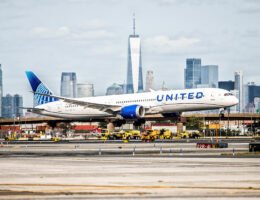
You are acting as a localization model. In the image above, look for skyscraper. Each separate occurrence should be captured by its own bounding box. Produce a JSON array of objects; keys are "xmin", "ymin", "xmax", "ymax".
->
[
  {"xmin": 2, "ymin": 94, "xmax": 13, "ymax": 118},
  {"xmin": 218, "ymin": 81, "xmax": 235, "ymax": 91},
  {"xmin": 200, "ymin": 65, "xmax": 218, "ymax": 88},
  {"xmin": 145, "ymin": 70, "xmax": 154, "ymax": 92},
  {"xmin": 184, "ymin": 58, "xmax": 201, "ymax": 89},
  {"xmin": 60, "ymin": 72, "xmax": 77, "ymax": 97},
  {"xmin": 2, "ymin": 94, "xmax": 23, "ymax": 118},
  {"xmin": 247, "ymin": 82, "xmax": 260, "ymax": 104},
  {"xmin": 13, "ymin": 94, "xmax": 23, "ymax": 117},
  {"xmin": 0, "ymin": 64, "xmax": 2, "ymax": 117},
  {"xmin": 234, "ymin": 71, "xmax": 243, "ymax": 112},
  {"xmin": 126, "ymin": 15, "xmax": 143, "ymax": 93},
  {"xmin": 77, "ymin": 83, "xmax": 94, "ymax": 97}
]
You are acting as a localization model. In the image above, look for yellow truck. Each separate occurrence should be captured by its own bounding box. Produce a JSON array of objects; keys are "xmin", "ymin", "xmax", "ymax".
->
[
  {"xmin": 5, "ymin": 132, "xmax": 17, "ymax": 141},
  {"xmin": 141, "ymin": 129, "xmax": 159, "ymax": 142},
  {"xmin": 100, "ymin": 129, "xmax": 141, "ymax": 141},
  {"xmin": 127, "ymin": 130, "xmax": 141, "ymax": 140},
  {"xmin": 99, "ymin": 129, "xmax": 110, "ymax": 140},
  {"xmin": 109, "ymin": 130, "xmax": 125, "ymax": 140},
  {"xmin": 51, "ymin": 137, "xmax": 61, "ymax": 142},
  {"xmin": 176, "ymin": 131, "xmax": 201, "ymax": 139},
  {"xmin": 158, "ymin": 129, "xmax": 173, "ymax": 139}
]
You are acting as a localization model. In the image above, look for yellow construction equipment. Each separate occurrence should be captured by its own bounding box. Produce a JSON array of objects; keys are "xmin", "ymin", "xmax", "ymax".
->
[
  {"xmin": 110, "ymin": 130, "xmax": 125, "ymax": 140},
  {"xmin": 99, "ymin": 129, "xmax": 110, "ymax": 140},
  {"xmin": 141, "ymin": 129, "xmax": 159, "ymax": 142},
  {"xmin": 127, "ymin": 130, "xmax": 141, "ymax": 140},
  {"xmin": 158, "ymin": 129, "xmax": 173, "ymax": 139},
  {"xmin": 175, "ymin": 131, "xmax": 201, "ymax": 139},
  {"xmin": 51, "ymin": 137, "xmax": 61, "ymax": 142},
  {"xmin": 5, "ymin": 132, "xmax": 17, "ymax": 141}
]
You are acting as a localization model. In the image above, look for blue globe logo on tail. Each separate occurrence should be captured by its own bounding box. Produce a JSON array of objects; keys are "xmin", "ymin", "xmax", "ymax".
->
[{"xmin": 25, "ymin": 71, "xmax": 58, "ymax": 106}]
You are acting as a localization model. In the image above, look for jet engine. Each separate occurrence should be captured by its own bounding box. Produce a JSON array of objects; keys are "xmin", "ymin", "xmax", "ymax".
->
[{"xmin": 120, "ymin": 105, "xmax": 145, "ymax": 119}]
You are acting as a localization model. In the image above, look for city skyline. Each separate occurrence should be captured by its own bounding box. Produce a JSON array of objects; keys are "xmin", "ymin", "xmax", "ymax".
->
[{"xmin": 1, "ymin": 0, "xmax": 260, "ymax": 107}]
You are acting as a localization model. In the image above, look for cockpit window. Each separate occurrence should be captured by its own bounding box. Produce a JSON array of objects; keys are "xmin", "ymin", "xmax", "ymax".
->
[{"xmin": 224, "ymin": 93, "xmax": 234, "ymax": 96}]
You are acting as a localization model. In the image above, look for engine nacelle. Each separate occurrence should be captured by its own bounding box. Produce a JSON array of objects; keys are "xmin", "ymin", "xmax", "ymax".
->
[{"xmin": 120, "ymin": 105, "xmax": 145, "ymax": 119}]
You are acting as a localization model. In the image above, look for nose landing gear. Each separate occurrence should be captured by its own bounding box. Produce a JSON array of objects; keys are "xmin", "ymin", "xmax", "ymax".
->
[{"xmin": 219, "ymin": 108, "xmax": 230, "ymax": 119}]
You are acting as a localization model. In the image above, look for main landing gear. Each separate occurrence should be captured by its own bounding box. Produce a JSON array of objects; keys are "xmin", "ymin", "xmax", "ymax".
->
[
  {"xmin": 219, "ymin": 108, "xmax": 228, "ymax": 119},
  {"xmin": 133, "ymin": 119, "xmax": 146, "ymax": 127}
]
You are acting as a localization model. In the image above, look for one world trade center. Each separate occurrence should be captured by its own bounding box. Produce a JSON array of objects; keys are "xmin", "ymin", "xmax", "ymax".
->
[{"xmin": 126, "ymin": 15, "xmax": 143, "ymax": 93}]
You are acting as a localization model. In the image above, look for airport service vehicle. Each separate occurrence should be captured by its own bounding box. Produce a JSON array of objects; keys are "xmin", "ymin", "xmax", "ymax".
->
[
  {"xmin": 158, "ymin": 129, "xmax": 173, "ymax": 139},
  {"xmin": 25, "ymin": 71, "xmax": 238, "ymax": 126},
  {"xmin": 141, "ymin": 129, "xmax": 159, "ymax": 142}
]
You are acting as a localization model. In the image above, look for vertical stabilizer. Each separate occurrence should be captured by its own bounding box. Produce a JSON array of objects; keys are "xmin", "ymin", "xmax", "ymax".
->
[{"xmin": 25, "ymin": 71, "xmax": 58, "ymax": 106}]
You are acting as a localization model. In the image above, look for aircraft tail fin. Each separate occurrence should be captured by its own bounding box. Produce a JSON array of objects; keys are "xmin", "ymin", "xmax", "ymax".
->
[{"xmin": 25, "ymin": 71, "xmax": 58, "ymax": 106}]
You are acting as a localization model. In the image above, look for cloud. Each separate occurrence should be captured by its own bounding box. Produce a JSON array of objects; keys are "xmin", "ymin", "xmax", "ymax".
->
[
  {"xmin": 72, "ymin": 29, "xmax": 115, "ymax": 40},
  {"xmin": 242, "ymin": 29, "xmax": 260, "ymax": 38},
  {"xmin": 80, "ymin": 19, "xmax": 112, "ymax": 30},
  {"xmin": 237, "ymin": 0, "xmax": 260, "ymax": 14},
  {"xmin": 155, "ymin": 0, "xmax": 226, "ymax": 6},
  {"xmin": 239, "ymin": 7, "xmax": 260, "ymax": 14},
  {"xmin": 32, "ymin": 26, "xmax": 71, "ymax": 38},
  {"xmin": 86, "ymin": 45, "xmax": 122, "ymax": 56},
  {"xmin": 143, "ymin": 35, "xmax": 200, "ymax": 54},
  {"xmin": 31, "ymin": 25, "xmax": 115, "ymax": 40}
]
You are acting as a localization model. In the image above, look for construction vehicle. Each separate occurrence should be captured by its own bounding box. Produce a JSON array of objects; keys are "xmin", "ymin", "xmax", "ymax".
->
[
  {"xmin": 5, "ymin": 132, "xmax": 17, "ymax": 141},
  {"xmin": 180, "ymin": 131, "xmax": 190, "ymax": 138},
  {"xmin": 99, "ymin": 129, "xmax": 110, "ymax": 140},
  {"xmin": 158, "ymin": 129, "xmax": 173, "ymax": 139},
  {"xmin": 176, "ymin": 131, "xmax": 201, "ymax": 139},
  {"xmin": 123, "ymin": 130, "xmax": 134, "ymax": 140},
  {"xmin": 127, "ymin": 130, "xmax": 141, "ymax": 140},
  {"xmin": 109, "ymin": 130, "xmax": 125, "ymax": 140},
  {"xmin": 51, "ymin": 137, "xmax": 61, "ymax": 142},
  {"xmin": 188, "ymin": 131, "xmax": 201, "ymax": 138},
  {"xmin": 172, "ymin": 131, "xmax": 188, "ymax": 139},
  {"xmin": 141, "ymin": 129, "xmax": 159, "ymax": 142}
]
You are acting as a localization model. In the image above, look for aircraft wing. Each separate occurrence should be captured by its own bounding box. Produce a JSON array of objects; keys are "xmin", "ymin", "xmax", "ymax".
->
[
  {"xmin": 35, "ymin": 93, "xmax": 121, "ymax": 113},
  {"xmin": 20, "ymin": 107, "xmax": 45, "ymax": 112}
]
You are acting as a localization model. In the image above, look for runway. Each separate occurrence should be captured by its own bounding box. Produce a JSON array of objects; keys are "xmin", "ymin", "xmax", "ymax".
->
[{"xmin": 1, "ymin": 142, "xmax": 260, "ymax": 199}]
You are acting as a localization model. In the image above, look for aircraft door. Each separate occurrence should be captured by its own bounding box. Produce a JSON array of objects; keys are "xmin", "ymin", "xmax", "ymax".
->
[{"xmin": 210, "ymin": 93, "xmax": 216, "ymax": 102}]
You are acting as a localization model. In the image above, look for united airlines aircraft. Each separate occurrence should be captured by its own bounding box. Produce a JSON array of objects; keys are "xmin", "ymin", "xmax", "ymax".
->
[{"xmin": 25, "ymin": 71, "xmax": 238, "ymax": 125}]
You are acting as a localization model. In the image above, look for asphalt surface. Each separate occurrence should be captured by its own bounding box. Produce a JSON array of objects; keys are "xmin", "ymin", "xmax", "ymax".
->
[{"xmin": 0, "ymin": 142, "xmax": 260, "ymax": 199}]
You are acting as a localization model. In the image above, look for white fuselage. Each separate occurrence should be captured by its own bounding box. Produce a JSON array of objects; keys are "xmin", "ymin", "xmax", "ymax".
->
[{"xmin": 34, "ymin": 88, "xmax": 238, "ymax": 119}]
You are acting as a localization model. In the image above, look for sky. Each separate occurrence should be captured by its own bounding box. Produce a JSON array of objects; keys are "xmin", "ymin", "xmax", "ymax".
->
[{"xmin": 1, "ymin": 0, "xmax": 260, "ymax": 107}]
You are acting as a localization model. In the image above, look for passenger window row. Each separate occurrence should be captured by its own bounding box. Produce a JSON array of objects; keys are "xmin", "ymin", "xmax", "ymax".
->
[{"xmin": 116, "ymin": 99, "xmax": 156, "ymax": 104}]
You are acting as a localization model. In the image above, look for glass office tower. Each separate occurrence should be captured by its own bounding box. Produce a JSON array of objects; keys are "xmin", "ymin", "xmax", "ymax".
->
[
  {"xmin": 184, "ymin": 58, "xmax": 201, "ymax": 89},
  {"xmin": 126, "ymin": 16, "xmax": 143, "ymax": 93},
  {"xmin": 201, "ymin": 65, "xmax": 219, "ymax": 88},
  {"xmin": 234, "ymin": 71, "xmax": 243, "ymax": 112},
  {"xmin": 60, "ymin": 72, "xmax": 77, "ymax": 97}
]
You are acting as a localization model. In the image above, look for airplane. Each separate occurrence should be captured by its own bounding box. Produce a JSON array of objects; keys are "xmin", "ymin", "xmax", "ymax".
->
[{"xmin": 25, "ymin": 71, "xmax": 238, "ymax": 126}]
